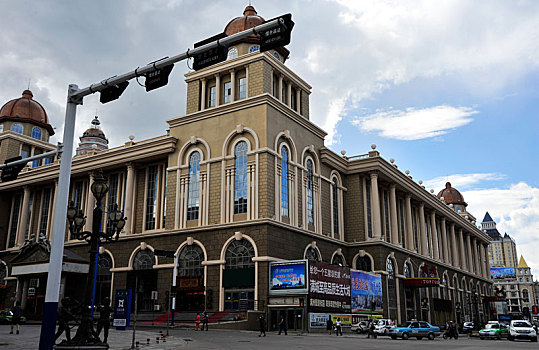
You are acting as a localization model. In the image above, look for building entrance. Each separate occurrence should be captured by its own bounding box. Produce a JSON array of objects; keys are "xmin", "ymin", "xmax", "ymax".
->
[{"xmin": 269, "ymin": 308, "xmax": 304, "ymax": 332}]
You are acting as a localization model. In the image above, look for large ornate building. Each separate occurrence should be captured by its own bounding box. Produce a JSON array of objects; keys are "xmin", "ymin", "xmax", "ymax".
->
[{"xmin": 0, "ymin": 6, "xmax": 492, "ymax": 328}]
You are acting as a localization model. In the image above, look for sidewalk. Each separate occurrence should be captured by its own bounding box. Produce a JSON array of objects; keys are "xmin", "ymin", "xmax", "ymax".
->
[{"xmin": 0, "ymin": 325, "xmax": 187, "ymax": 349}]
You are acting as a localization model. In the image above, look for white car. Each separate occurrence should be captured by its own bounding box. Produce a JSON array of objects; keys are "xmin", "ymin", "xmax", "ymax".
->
[
  {"xmin": 374, "ymin": 319, "xmax": 394, "ymax": 335},
  {"xmin": 508, "ymin": 320, "xmax": 537, "ymax": 342}
]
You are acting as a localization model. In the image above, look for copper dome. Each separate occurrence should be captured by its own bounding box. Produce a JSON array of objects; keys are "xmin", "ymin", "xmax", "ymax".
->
[
  {"xmin": 0, "ymin": 90, "xmax": 54, "ymax": 135},
  {"xmin": 81, "ymin": 116, "xmax": 107, "ymax": 141},
  {"xmin": 437, "ymin": 182, "xmax": 467, "ymax": 206},
  {"xmin": 224, "ymin": 6, "xmax": 265, "ymax": 36}
]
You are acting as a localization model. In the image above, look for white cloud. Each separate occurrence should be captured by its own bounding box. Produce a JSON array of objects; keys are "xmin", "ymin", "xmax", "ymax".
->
[
  {"xmin": 423, "ymin": 173, "xmax": 505, "ymax": 192},
  {"xmin": 463, "ymin": 183, "xmax": 539, "ymax": 278},
  {"xmin": 350, "ymin": 105, "xmax": 477, "ymax": 140}
]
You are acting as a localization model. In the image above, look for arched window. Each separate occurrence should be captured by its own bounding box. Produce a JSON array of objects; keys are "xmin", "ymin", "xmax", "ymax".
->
[
  {"xmin": 227, "ymin": 47, "xmax": 238, "ymax": 60},
  {"xmin": 31, "ymin": 127, "xmax": 41, "ymax": 140},
  {"xmin": 280, "ymin": 146, "xmax": 289, "ymax": 217},
  {"xmin": 355, "ymin": 256, "xmax": 372, "ymax": 272},
  {"xmin": 306, "ymin": 159, "xmax": 314, "ymax": 225},
  {"xmin": 332, "ymin": 253, "xmax": 344, "ymax": 267},
  {"xmin": 225, "ymin": 239, "xmax": 254, "ymax": 269},
  {"xmin": 442, "ymin": 274, "xmax": 448, "ymax": 299},
  {"xmin": 178, "ymin": 245, "xmax": 204, "ymax": 277},
  {"xmin": 11, "ymin": 123, "xmax": 23, "ymax": 134},
  {"xmin": 332, "ymin": 177, "xmax": 340, "ymax": 237},
  {"xmin": 386, "ymin": 258, "xmax": 398, "ymax": 319},
  {"xmin": 249, "ymin": 45, "xmax": 260, "ymax": 53},
  {"xmin": 404, "ymin": 262, "xmax": 411, "ymax": 278},
  {"xmin": 133, "ymin": 250, "xmax": 155, "ymax": 270},
  {"xmin": 95, "ymin": 254, "xmax": 112, "ymax": 303},
  {"xmin": 305, "ymin": 247, "xmax": 320, "ymax": 261},
  {"xmin": 234, "ymin": 141, "xmax": 248, "ymax": 214},
  {"xmin": 187, "ymin": 151, "xmax": 201, "ymax": 220}
]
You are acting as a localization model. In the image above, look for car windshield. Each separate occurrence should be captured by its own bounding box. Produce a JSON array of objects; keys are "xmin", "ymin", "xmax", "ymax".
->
[
  {"xmin": 485, "ymin": 324, "xmax": 499, "ymax": 329},
  {"xmin": 513, "ymin": 322, "xmax": 531, "ymax": 328}
]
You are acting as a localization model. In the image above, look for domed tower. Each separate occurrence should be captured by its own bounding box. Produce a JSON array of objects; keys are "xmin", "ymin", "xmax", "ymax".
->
[
  {"xmin": 76, "ymin": 116, "xmax": 109, "ymax": 156},
  {"xmin": 223, "ymin": 5, "xmax": 290, "ymax": 62},
  {"xmin": 437, "ymin": 182, "xmax": 468, "ymax": 213},
  {"xmin": 0, "ymin": 90, "xmax": 56, "ymax": 165}
]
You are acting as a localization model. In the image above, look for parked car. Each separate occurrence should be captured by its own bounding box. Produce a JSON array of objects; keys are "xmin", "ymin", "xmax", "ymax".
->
[
  {"xmin": 351, "ymin": 320, "xmax": 369, "ymax": 334},
  {"xmin": 374, "ymin": 319, "xmax": 394, "ymax": 335},
  {"xmin": 508, "ymin": 320, "xmax": 537, "ymax": 342},
  {"xmin": 479, "ymin": 322, "xmax": 508, "ymax": 339},
  {"xmin": 0, "ymin": 310, "xmax": 26, "ymax": 324},
  {"xmin": 388, "ymin": 321, "xmax": 441, "ymax": 340},
  {"xmin": 460, "ymin": 322, "xmax": 474, "ymax": 333}
]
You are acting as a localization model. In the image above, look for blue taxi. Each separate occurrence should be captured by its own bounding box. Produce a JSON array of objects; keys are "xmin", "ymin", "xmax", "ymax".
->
[{"xmin": 388, "ymin": 321, "xmax": 441, "ymax": 340}]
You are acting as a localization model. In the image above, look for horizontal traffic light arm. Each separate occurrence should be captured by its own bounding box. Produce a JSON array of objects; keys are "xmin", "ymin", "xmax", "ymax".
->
[
  {"xmin": 69, "ymin": 15, "xmax": 290, "ymax": 103},
  {"xmin": 0, "ymin": 144, "xmax": 62, "ymax": 170}
]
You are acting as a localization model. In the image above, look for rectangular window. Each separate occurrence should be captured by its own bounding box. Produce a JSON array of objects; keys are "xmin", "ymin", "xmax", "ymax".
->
[
  {"xmin": 398, "ymin": 199, "xmax": 405, "ymax": 246},
  {"xmin": 365, "ymin": 178, "xmax": 372, "ymax": 238},
  {"xmin": 106, "ymin": 174, "xmax": 119, "ymax": 233},
  {"xmin": 272, "ymin": 75, "xmax": 279, "ymax": 98},
  {"xmin": 291, "ymin": 88, "xmax": 297, "ymax": 110},
  {"xmin": 239, "ymin": 77, "xmax": 247, "ymax": 99},
  {"xmin": 39, "ymin": 188, "xmax": 51, "ymax": 236},
  {"xmin": 145, "ymin": 165, "xmax": 159, "ymax": 230},
  {"xmin": 224, "ymin": 81, "xmax": 232, "ymax": 103},
  {"xmin": 8, "ymin": 194, "xmax": 22, "ymax": 248},
  {"xmin": 383, "ymin": 190, "xmax": 390, "ymax": 241},
  {"xmin": 208, "ymin": 86, "xmax": 216, "ymax": 107}
]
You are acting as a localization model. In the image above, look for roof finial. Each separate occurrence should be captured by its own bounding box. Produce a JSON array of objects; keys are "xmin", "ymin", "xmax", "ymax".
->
[{"xmin": 27, "ymin": 78, "xmax": 31, "ymax": 90}]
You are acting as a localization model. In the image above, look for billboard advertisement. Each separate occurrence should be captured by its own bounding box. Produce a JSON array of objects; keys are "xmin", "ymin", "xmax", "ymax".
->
[
  {"xmin": 490, "ymin": 267, "xmax": 516, "ymax": 280},
  {"xmin": 309, "ymin": 313, "xmax": 352, "ymax": 328},
  {"xmin": 269, "ymin": 260, "xmax": 308, "ymax": 294},
  {"xmin": 309, "ymin": 261, "xmax": 351, "ymax": 313},
  {"xmin": 351, "ymin": 270, "xmax": 383, "ymax": 314}
]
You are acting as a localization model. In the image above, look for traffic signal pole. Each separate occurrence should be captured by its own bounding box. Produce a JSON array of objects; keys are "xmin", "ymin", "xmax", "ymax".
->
[{"xmin": 37, "ymin": 16, "xmax": 289, "ymax": 350}]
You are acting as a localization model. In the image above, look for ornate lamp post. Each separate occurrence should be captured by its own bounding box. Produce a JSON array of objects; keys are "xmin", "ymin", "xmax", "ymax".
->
[{"xmin": 59, "ymin": 170, "xmax": 125, "ymax": 349}]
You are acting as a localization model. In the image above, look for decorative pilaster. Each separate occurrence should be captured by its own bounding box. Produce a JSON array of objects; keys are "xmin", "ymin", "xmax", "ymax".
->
[
  {"xmin": 84, "ymin": 172, "xmax": 95, "ymax": 232},
  {"xmin": 278, "ymin": 75, "xmax": 283, "ymax": 102},
  {"xmin": 466, "ymin": 233, "xmax": 473, "ymax": 273},
  {"xmin": 458, "ymin": 229, "xmax": 466, "ymax": 270},
  {"xmin": 295, "ymin": 89, "xmax": 301, "ymax": 113},
  {"xmin": 200, "ymin": 78, "xmax": 207, "ymax": 111},
  {"xmin": 370, "ymin": 173, "xmax": 382, "ymax": 240},
  {"xmin": 450, "ymin": 223, "xmax": 458, "ymax": 267},
  {"xmin": 430, "ymin": 212, "xmax": 440, "ymax": 260},
  {"xmin": 17, "ymin": 186, "xmax": 31, "ymax": 246},
  {"xmin": 287, "ymin": 83, "xmax": 292, "ymax": 108},
  {"xmin": 124, "ymin": 163, "xmax": 135, "ymax": 234},
  {"xmin": 441, "ymin": 218, "xmax": 449, "ymax": 264},
  {"xmin": 230, "ymin": 70, "xmax": 236, "ymax": 102},
  {"xmin": 215, "ymin": 74, "xmax": 221, "ymax": 106}
]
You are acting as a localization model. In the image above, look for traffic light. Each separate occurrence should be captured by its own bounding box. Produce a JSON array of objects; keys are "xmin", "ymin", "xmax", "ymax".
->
[
  {"xmin": 1, "ymin": 156, "xmax": 26, "ymax": 182},
  {"xmin": 145, "ymin": 64, "xmax": 174, "ymax": 92},
  {"xmin": 100, "ymin": 81, "xmax": 129, "ymax": 104},
  {"xmin": 259, "ymin": 14, "xmax": 294, "ymax": 52},
  {"xmin": 299, "ymin": 298, "xmax": 304, "ymax": 307}
]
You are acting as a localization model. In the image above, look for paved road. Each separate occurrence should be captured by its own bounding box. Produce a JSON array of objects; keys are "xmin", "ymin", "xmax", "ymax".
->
[{"xmin": 2, "ymin": 325, "xmax": 539, "ymax": 349}]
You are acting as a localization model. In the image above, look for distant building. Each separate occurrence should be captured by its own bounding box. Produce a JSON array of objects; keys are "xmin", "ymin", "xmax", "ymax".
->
[
  {"xmin": 482, "ymin": 212, "xmax": 518, "ymax": 268},
  {"xmin": 75, "ymin": 116, "xmax": 109, "ymax": 156}
]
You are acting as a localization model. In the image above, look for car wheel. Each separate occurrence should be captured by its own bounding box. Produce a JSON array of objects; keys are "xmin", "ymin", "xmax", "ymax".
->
[
  {"xmin": 532, "ymin": 337, "xmax": 537, "ymax": 343},
  {"xmin": 417, "ymin": 336, "xmax": 423, "ymax": 340},
  {"xmin": 496, "ymin": 333, "xmax": 501, "ymax": 340},
  {"xmin": 391, "ymin": 335, "xmax": 397, "ymax": 340},
  {"xmin": 356, "ymin": 329, "xmax": 361, "ymax": 334},
  {"xmin": 480, "ymin": 337, "xmax": 484, "ymax": 340},
  {"xmin": 428, "ymin": 333, "xmax": 435, "ymax": 340},
  {"xmin": 508, "ymin": 335, "xmax": 514, "ymax": 341},
  {"xmin": 402, "ymin": 333, "xmax": 409, "ymax": 340}
]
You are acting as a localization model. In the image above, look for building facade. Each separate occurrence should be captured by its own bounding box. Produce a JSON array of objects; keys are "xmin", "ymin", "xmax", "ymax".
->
[
  {"xmin": 0, "ymin": 5, "xmax": 493, "ymax": 327},
  {"xmin": 483, "ymin": 212, "xmax": 518, "ymax": 269}
]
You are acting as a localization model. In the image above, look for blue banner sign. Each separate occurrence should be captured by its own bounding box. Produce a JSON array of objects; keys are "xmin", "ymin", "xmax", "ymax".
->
[
  {"xmin": 113, "ymin": 289, "xmax": 132, "ymax": 329},
  {"xmin": 490, "ymin": 267, "xmax": 516, "ymax": 280},
  {"xmin": 350, "ymin": 270, "xmax": 383, "ymax": 314},
  {"xmin": 269, "ymin": 260, "xmax": 308, "ymax": 294}
]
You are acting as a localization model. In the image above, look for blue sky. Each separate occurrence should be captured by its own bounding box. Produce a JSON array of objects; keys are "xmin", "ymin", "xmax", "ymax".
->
[{"xmin": 0, "ymin": 0, "xmax": 538, "ymax": 275}]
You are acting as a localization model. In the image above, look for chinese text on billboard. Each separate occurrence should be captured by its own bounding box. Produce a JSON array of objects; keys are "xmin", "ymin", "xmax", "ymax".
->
[{"xmin": 351, "ymin": 270, "xmax": 383, "ymax": 314}]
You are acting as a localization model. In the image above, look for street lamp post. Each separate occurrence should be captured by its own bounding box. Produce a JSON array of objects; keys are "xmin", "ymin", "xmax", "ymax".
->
[{"xmin": 57, "ymin": 170, "xmax": 125, "ymax": 349}]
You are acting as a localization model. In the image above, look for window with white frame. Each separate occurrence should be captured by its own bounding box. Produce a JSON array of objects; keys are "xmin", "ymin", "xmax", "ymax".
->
[
  {"xmin": 280, "ymin": 146, "xmax": 289, "ymax": 218},
  {"xmin": 31, "ymin": 127, "xmax": 41, "ymax": 140},
  {"xmin": 8, "ymin": 193, "xmax": 22, "ymax": 248},
  {"xmin": 332, "ymin": 177, "xmax": 340, "ymax": 238},
  {"xmin": 234, "ymin": 141, "xmax": 248, "ymax": 215},
  {"xmin": 306, "ymin": 159, "xmax": 314, "ymax": 226},
  {"xmin": 11, "ymin": 123, "xmax": 23, "ymax": 134},
  {"xmin": 145, "ymin": 165, "xmax": 159, "ymax": 230},
  {"xmin": 187, "ymin": 151, "xmax": 201, "ymax": 221},
  {"xmin": 208, "ymin": 86, "xmax": 216, "ymax": 107},
  {"xmin": 224, "ymin": 81, "xmax": 232, "ymax": 103},
  {"xmin": 365, "ymin": 178, "xmax": 372, "ymax": 238}
]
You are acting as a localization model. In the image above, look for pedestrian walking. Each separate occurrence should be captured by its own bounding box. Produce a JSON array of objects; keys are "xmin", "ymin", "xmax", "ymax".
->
[
  {"xmin": 258, "ymin": 314, "xmax": 266, "ymax": 337},
  {"xmin": 196, "ymin": 313, "xmax": 201, "ymax": 331},
  {"xmin": 326, "ymin": 316, "xmax": 333, "ymax": 335},
  {"xmin": 10, "ymin": 301, "xmax": 22, "ymax": 335},
  {"xmin": 367, "ymin": 320, "xmax": 377, "ymax": 339},
  {"xmin": 335, "ymin": 318, "xmax": 342, "ymax": 336},
  {"xmin": 278, "ymin": 315, "xmax": 287, "ymax": 335},
  {"xmin": 96, "ymin": 297, "xmax": 112, "ymax": 343},
  {"xmin": 55, "ymin": 298, "xmax": 73, "ymax": 343},
  {"xmin": 202, "ymin": 312, "xmax": 209, "ymax": 331}
]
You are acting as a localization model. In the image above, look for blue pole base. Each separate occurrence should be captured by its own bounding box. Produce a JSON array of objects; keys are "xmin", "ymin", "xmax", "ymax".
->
[
  {"xmin": 171, "ymin": 308, "xmax": 175, "ymax": 326},
  {"xmin": 39, "ymin": 302, "xmax": 59, "ymax": 350}
]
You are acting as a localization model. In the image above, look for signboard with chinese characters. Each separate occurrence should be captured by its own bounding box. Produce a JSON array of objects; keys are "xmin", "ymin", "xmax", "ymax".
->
[
  {"xmin": 490, "ymin": 267, "xmax": 516, "ymax": 280},
  {"xmin": 350, "ymin": 270, "xmax": 383, "ymax": 314},
  {"xmin": 309, "ymin": 313, "xmax": 331, "ymax": 328},
  {"xmin": 113, "ymin": 289, "xmax": 132, "ymax": 329},
  {"xmin": 403, "ymin": 277, "xmax": 440, "ymax": 288},
  {"xmin": 269, "ymin": 260, "xmax": 308, "ymax": 295},
  {"xmin": 308, "ymin": 261, "xmax": 351, "ymax": 313}
]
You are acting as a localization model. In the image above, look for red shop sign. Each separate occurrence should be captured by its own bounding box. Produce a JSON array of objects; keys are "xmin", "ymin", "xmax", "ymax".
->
[{"xmin": 403, "ymin": 277, "xmax": 440, "ymax": 288}]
